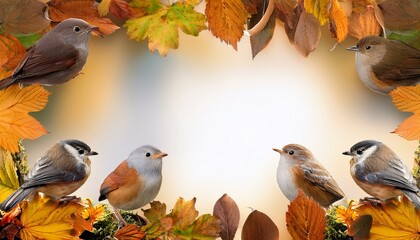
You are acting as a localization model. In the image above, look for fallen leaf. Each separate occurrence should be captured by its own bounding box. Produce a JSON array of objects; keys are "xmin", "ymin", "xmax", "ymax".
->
[
  {"xmin": 284, "ymin": 3, "xmax": 303, "ymax": 44},
  {"xmin": 275, "ymin": 0, "xmax": 296, "ymax": 29},
  {"xmin": 249, "ymin": 3, "xmax": 276, "ymax": 58},
  {"xmin": 0, "ymin": 205, "xmax": 21, "ymax": 226},
  {"xmin": 19, "ymin": 193, "xmax": 86, "ymax": 240},
  {"xmin": 304, "ymin": 0, "xmax": 330, "ymax": 25},
  {"xmin": 392, "ymin": 114, "xmax": 420, "ymax": 141},
  {"xmin": 348, "ymin": 5, "xmax": 382, "ymax": 39},
  {"xmin": 143, "ymin": 201, "xmax": 167, "ymax": 222},
  {"xmin": 286, "ymin": 191, "xmax": 326, "ymax": 240},
  {"xmin": 114, "ymin": 224, "xmax": 146, "ymax": 240},
  {"xmin": 98, "ymin": 0, "xmax": 133, "ymax": 19},
  {"xmin": 48, "ymin": 0, "xmax": 120, "ymax": 35},
  {"xmin": 389, "ymin": 85, "xmax": 420, "ymax": 113},
  {"xmin": 378, "ymin": 0, "xmax": 420, "ymax": 30},
  {"xmin": 213, "ymin": 194, "xmax": 240, "ymax": 240},
  {"xmin": 0, "ymin": 34, "xmax": 26, "ymax": 79},
  {"xmin": 181, "ymin": 214, "xmax": 220, "ymax": 239},
  {"xmin": 347, "ymin": 214, "xmax": 372, "ymax": 240},
  {"xmin": 0, "ymin": 148, "xmax": 20, "ymax": 203},
  {"xmin": 0, "ymin": 223, "xmax": 20, "ymax": 240},
  {"xmin": 0, "ymin": 0, "xmax": 50, "ymax": 35},
  {"xmin": 0, "ymin": 84, "xmax": 49, "ymax": 153},
  {"xmin": 241, "ymin": 210, "xmax": 279, "ymax": 240},
  {"xmin": 170, "ymin": 197, "xmax": 199, "ymax": 230},
  {"xmin": 353, "ymin": 197, "xmax": 420, "ymax": 239},
  {"xmin": 205, "ymin": 0, "xmax": 248, "ymax": 50},
  {"xmin": 294, "ymin": 10, "xmax": 321, "ymax": 57},
  {"xmin": 329, "ymin": 0, "xmax": 348, "ymax": 43}
]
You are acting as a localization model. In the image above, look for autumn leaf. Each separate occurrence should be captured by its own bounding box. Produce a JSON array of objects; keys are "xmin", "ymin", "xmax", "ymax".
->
[
  {"xmin": 378, "ymin": 0, "xmax": 420, "ymax": 30},
  {"xmin": 48, "ymin": 0, "xmax": 120, "ymax": 35},
  {"xmin": 171, "ymin": 197, "xmax": 199, "ymax": 230},
  {"xmin": 241, "ymin": 210, "xmax": 279, "ymax": 240},
  {"xmin": 353, "ymin": 197, "xmax": 420, "ymax": 239},
  {"xmin": 348, "ymin": 5, "xmax": 382, "ymax": 39},
  {"xmin": 388, "ymin": 30, "xmax": 420, "ymax": 50},
  {"xmin": 0, "ymin": 0, "xmax": 50, "ymax": 35},
  {"xmin": 114, "ymin": 224, "xmax": 146, "ymax": 240},
  {"xmin": 19, "ymin": 193, "xmax": 86, "ymax": 240},
  {"xmin": 389, "ymin": 86, "xmax": 420, "ymax": 140},
  {"xmin": 329, "ymin": 0, "xmax": 348, "ymax": 43},
  {"xmin": 0, "ymin": 148, "xmax": 19, "ymax": 203},
  {"xmin": 0, "ymin": 84, "xmax": 49, "ymax": 153},
  {"xmin": 143, "ymin": 201, "xmax": 166, "ymax": 221},
  {"xmin": 347, "ymin": 214, "xmax": 372, "ymax": 240},
  {"xmin": 294, "ymin": 10, "xmax": 321, "ymax": 57},
  {"xmin": 98, "ymin": 0, "xmax": 133, "ymax": 19},
  {"xmin": 286, "ymin": 191, "xmax": 326, "ymax": 240},
  {"xmin": 205, "ymin": 0, "xmax": 248, "ymax": 50},
  {"xmin": 0, "ymin": 34, "xmax": 26, "ymax": 79},
  {"xmin": 275, "ymin": 0, "xmax": 296, "ymax": 29},
  {"xmin": 213, "ymin": 194, "xmax": 240, "ymax": 240},
  {"xmin": 126, "ymin": 1, "xmax": 206, "ymax": 56},
  {"xmin": 304, "ymin": 0, "xmax": 330, "ymax": 25},
  {"xmin": 249, "ymin": 1, "xmax": 277, "ymax": 58}
]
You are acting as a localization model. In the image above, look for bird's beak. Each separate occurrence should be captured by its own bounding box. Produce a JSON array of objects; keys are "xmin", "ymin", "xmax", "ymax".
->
[
  {"xmin": 346, "ymin": 45, "xmax": 359, "ymax": 51},
  {"xmin": 342, "ymin": 151, "xmax": 352, "ymax": 156},
  {"xmin": 273, "ymin": 148, "xmax": 284, "ymax": 154},
  {"xmin": 89, "ymin": 151, "xmax": 99, "ymax": 156},
  {"xmin": 153, "ymin": 152, "xmax": 168, "ymax": 159},
  {"xmin": 88, "ymin": 25, "xmax": 103, "ymax": 38}
]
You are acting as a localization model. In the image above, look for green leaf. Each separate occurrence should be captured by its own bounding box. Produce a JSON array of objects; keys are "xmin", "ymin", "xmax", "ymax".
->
[
  {"xmin": 387, "ymin": 29, "xmax": 420, "ymax": 49},
  {"xmin": 14, "ymin": 34, "xmax": 42, "ymax": 49},
  {"xmin": 167, "ymin": 2, "xmax": 206, "ymax": 36},
  {"xmin": 130, "ymin": 0, "xmax": 162, "ymax": 14},
  {"xmin": 0, "ymin": 148, "xmax": 20, "ymax": 203}
]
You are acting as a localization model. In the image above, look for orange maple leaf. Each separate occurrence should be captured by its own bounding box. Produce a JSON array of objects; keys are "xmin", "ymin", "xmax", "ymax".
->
[
  {"xmin": 48, "ymin": 0, "xmax": 120, "ymax": 35},
  {"xmin": 389, "ymin": 86, "xmax": 420, "ymax": 141},
  {"xmin": 0, "ymin": 84, "xmax": 49, "ymax": 153},
  {"xmin": 0, "ymin": 34, "xmax": 26, "ymax": 80},
  {"xmin": 329, "ymin": 0, "xmax": 348, "ymax": 43},
  {"xmin": 348, "ymin": 5, "xmax": 382, "ymax": 39}
]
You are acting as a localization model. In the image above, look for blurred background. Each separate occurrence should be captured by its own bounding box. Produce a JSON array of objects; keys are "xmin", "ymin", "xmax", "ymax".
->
[{"xmin": 25, "ymin": 17, "xmax": 416, "ymax": 239}]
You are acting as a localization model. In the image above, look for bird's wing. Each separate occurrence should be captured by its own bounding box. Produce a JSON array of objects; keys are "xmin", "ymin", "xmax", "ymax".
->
[
  {"xmin": 99, "ymin": 160, "xmax": 132, "ymax": 201},
  {"xmin": 11, "ymin": 40, "xmax": 79, "ymax": 80},
  {"xmin": 301, "ymin": 161, "xmax": 345, "ymax": 199},
  {"xmin": 21, "ymin": 155, "xmax": 86, "ymax": 189},
  {"xmin": 356, "ymin": 159, "xmax": 419, "ymax": 193}
]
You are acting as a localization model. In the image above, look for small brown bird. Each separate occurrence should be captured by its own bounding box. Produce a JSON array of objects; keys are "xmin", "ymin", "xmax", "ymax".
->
[
  {"xmin": 347, "ymin": 36, "xmax": 420, "ymax": 94},
  {"xmin": 0, "ymin": 18, "xmax": 101, "ymax": 90},
  {"xmin": 343, "ymin": 140, "xmax": 420, "ymax": 208},
  {"xmin": 273, "ymin": 144, "xmax": 345, "ymax": 208},
  {"xmin": 0, "ymin": 139, "xmax": 98, "ymax": 212},
  {"xmin": 99, "ymin": 145, "xmax": 167, "ymax": 226}
]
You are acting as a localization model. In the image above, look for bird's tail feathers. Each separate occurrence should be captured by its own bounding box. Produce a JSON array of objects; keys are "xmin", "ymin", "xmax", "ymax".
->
[
  {"xmin": 402, "ymin": 190, "xmax": 420, "ymax": 209},
  {"xmin": 0, "ymin": 76, "xmax": 16, "ymax": 90},
  {"xmin": 0, "ymin": 188, "xmax": 35, "ymax": 212}
]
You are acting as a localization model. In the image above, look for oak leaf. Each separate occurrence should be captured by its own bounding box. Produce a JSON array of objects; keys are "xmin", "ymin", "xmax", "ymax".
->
[
  {"xmin": 114, "ymin": 224, "xmax": 146, "ymax": 240},
  {"xmin": 353, "ymin": 197, "xmax": 420, "ymax": 239},
  {"xmin": 205, "ymin": 0, "xmax": 248, "ymax": 50},
  {"xmin": 329, "ymin": 0, "xmax": 348, "ymax": 43},
  {"xmin": 286, "ymin": 190, "xmax": 326, "ymax": 240},
  {"xmin": 213, "ymin": 194, "xmax": 240, "ymax": 240},
  {"xmin": 48, "ymin": 0, "xmax": 120, "ymax": 35},
  {"xmin": 0, "ymin": 34, "xmax": 26, "ymax": 80},
  {"xmin": 0, "ymin": 84, "xmax": 49, "ymax": 153},
  {"xmin": 241, "ymin": 210, "xmax": 279, "ymax": 240},
  {"xmin": 390, "ymin": 86, "xmax": 420, "ymax": 140},
  {"xmin": 348, "ymin": 5, "xmax": 382, "ymax": 39},
  {"xmin": 0, "ymin": 0, "xmax": 50, "ymax": 35},
  {"xmin": 19, "ymin": 193, "xmax": 86, "ymax": 240},
  {"xmin": 0, "ymin": 148, "xmax": 19, "ymax": 203}
]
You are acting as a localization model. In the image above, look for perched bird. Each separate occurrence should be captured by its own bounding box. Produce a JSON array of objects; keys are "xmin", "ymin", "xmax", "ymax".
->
[
  {"xmin": 99, "ymin": 145, "xmax": 167, "ymax": 226},
  {"xmin": 347, "ymin": 36, "xmax": 420, "ymax": 94},
  {"xmin": 0, "ymin": 139, "xmax": 97, "ymax": 212},
  {"xmin": 0, "ymin": 18, "xmax": 102, "ymax": 90},
  {"xmin": 343, "ymin": 140, "xmax": 420, "ymax": 208},
  {"xmin": 273, "ymin": 144, "xmax": 344, "ymax": 208}
]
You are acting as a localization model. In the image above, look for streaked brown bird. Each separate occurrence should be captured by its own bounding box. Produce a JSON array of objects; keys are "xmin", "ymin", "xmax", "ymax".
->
[
  {"xmin": 273, "ymin": 144, "xmax": 345, "ymax": 208},
  {"xmin": 347, "ymin": 36, "xmax": 420, "ymax": 94},
  {"xmin": 0, "ymin": 18, "xmax": 101, "ymax": 90}
]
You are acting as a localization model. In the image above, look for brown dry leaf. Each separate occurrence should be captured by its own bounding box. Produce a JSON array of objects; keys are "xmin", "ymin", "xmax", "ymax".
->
[
  {"xmin": 389, "ymin": 85, "xmax": 420, "ymax": 114},
  {"xmin": 0, "ymin": 34, "xmax": 26, "ymax": 80},
  {"xmin": 114, "ymin": 224, "xmax": 146, "ymax": 240},
  {"xmin": 348, "ymin": 5, "xmax": 382, "ymax": 39},
  {"xmin": 0, "ymin": 0, "xmax": 50, "ymax": 35},
  {"xmin": 284, "ymin": 3, "xmax": 302, "ymax": 44},
  {"xmin": 250, "ymin": 11, "xmax": 276, "ymax": 58},
  {"xmin": 205, "ymin": 0, "xmax": 248, "ymax": 50},
  {"xmin": 392, "ymin": 114, "xmax": 420, "ymax": 141},
  {"xmin": 98, "ymin": 0, "xmax": 133, "ymax": 19},
  {"xmin": 213, "ymin": 194, "xmax": 240, "ymax": 240},
  {"xmin": 0, "ymin": 205, "xmax": 21, "ymax": 226},
  {"xmin": 241, "ymin": 210, "xmax": 278, "ymax": 240},
  {"xmin": 378, "ymin": 0, "xmax": 420, "ymax": 30},
  {"xmin": 286, "ymin": 191, "xmax": 326, "ymax": 240},
  {"xmin": 329, "ymin": 0, "xmax": 348, "ymax": 43},
  {"xmin": 275, "ymin": 0, "xmax": 296, "ymax": 29},
  {"xmin": 48, "ymin": 0, "xmax": 120, "ymax": 35},
  {"xmin": 294, "ymin": 10, "xmax": 321, "ymax": 57},
  {"xmin": 347, "ymin": 214, "xmax": 372, "ymax": 240},
  {"xmin": 0, "ymin": 84, "xmax": 49, "ymax": 153},
  {"xmin": 353, "ymin": 197, "xmax": 420, "ymax": 239}
]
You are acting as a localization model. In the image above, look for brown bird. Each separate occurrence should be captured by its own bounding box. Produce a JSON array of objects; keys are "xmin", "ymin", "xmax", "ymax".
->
[
  {"xmin": 273, "ymin": 144, "xmax": 345, "ymax": 208},
  {"xmin": 0, "ymin": 18, "xmax": 101, "ymax": 90},
  {"xmin": 347, "ymin": 36, "xmax": 420, "ymax": 94}
]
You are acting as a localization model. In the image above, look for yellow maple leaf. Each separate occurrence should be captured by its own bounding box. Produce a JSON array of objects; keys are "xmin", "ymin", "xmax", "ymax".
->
[
  {"xmin": 329, "ymin": 0, "xmax": 348, "ymax": 43},
  {"xmin": 0, "ymin": 34, "xmax": 26, "ymax": 79},
  {"xmin": 19, "ymin": 193, "xmax": 86, "ymax": 240},
  {"xmin": 389, "ymin": 86, "xmax": 420, "ymax": 140},
  {"xmin": 0, "ymin": 148, "xmax": 20, "ymax": 203},
  {"xmin": 353, "ymin": 197, "xmax": 420, "ymax": 239},
  {"xmin": 0, "ymin": 84, "xmax": 49, "ymax": 153}
]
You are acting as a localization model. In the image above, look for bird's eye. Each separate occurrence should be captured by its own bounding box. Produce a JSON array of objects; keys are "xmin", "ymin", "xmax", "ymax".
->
[
  {"xmin": 356, "ymin": 149, "xmax": 364, "ymax": 155},
  {"xmin": 78, "ymin": 149, "xmax": 85, "ymax": 155},
  {"xmin": 145, "ymin": 152, "xmax": 151, "ymax": 157},
  {"xmin": 288, "ymin": 150, "xmax": 294, "ymax": 155},
  {"xmin": 73, "ymin": 26, "xmax": 81, "ymax": 32},
  {"xmin": 365, "ymin": 45, "xmax": 371, "ymax": 50}
]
